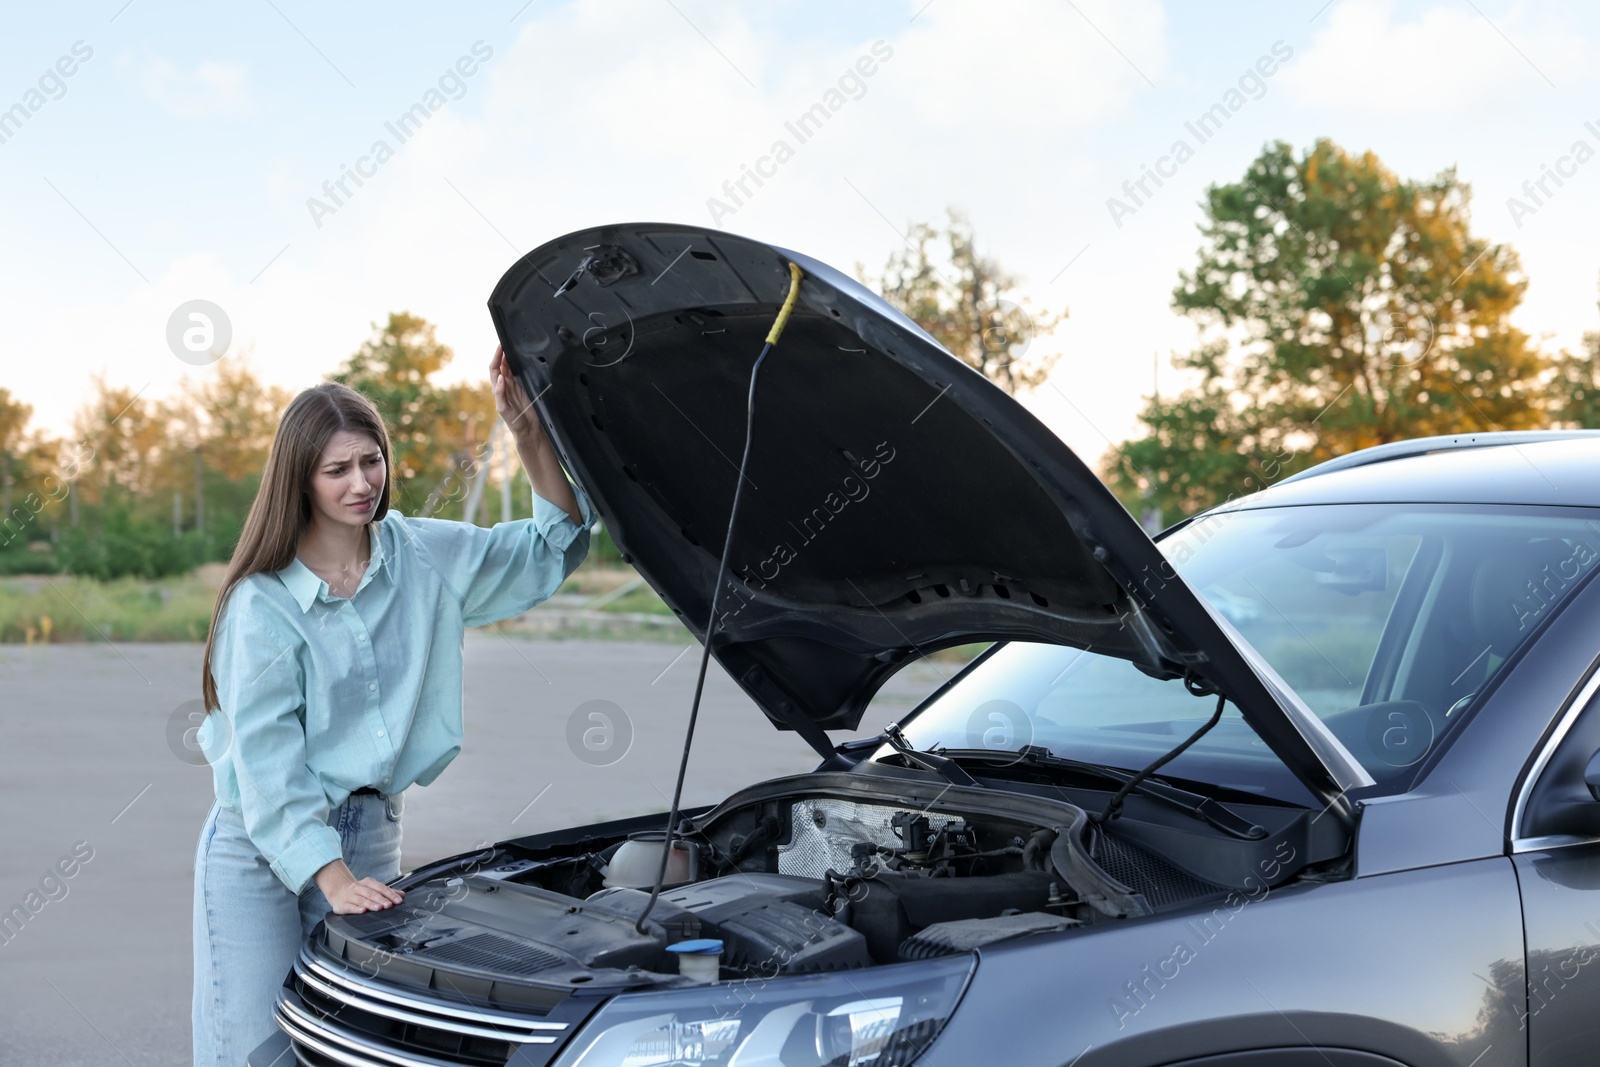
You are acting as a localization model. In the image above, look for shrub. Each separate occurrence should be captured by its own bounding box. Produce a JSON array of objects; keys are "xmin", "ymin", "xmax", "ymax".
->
[
  {"xmin": 0, "ymin": 541, "xmax": 58, "ymax": 576},
  {"xmin": 56, "ymin": 505, "xmax": 206, "ymax": 580}
]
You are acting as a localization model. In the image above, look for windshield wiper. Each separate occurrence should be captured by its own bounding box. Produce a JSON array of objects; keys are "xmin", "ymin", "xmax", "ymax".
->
[
  {"xmin": 881, "ymin": 723, "xmax": 981, "ymax": 787},
  {"xmin": 933, "ymin": 744, "xmax": 1267, "ymax": 841}
]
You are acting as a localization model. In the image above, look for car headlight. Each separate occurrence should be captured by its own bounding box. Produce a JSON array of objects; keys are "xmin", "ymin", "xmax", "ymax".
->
[{"xmin": 550, "ymin": 955, "xmax": 974, "ymax": 1067}]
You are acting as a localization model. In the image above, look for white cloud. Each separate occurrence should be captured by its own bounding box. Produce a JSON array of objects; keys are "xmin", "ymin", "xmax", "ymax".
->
[
  {"xmin": 886, "ymin": 0, "xmax": 1166, "ymax": 129},
  {"xmin": 131, "ymin": 56, "xmax": 251, "ymax": 117},
  {"xmin": 9, "ymin": 0, "xmax": 1174, "ymax": 466},
  {"xmin": 1283, "ymin": 0, "xmax": 1585, "ymax": 114}
]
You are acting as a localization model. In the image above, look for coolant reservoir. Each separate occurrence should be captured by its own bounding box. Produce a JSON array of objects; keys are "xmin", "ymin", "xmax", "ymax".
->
[{"xmin": 602, "ymin": 831, "xmax": 698, "ymax": 889}]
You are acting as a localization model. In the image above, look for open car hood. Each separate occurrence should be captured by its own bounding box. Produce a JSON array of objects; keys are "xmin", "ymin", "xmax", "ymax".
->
[{"xmin": 488, "ymin": 223, "xmax": 1372, "ymax": 803}]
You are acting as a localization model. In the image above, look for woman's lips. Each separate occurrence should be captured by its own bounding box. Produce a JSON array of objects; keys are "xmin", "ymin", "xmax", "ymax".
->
[{"xmin": 348, "ymin": 499, "xmax": 374, "ymax": 512}]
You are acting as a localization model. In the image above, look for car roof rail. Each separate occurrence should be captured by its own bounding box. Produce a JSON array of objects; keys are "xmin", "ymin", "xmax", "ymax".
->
[{"xmin": 1276, "ymin": 429, "xmax": 1600, "ymax": 486}]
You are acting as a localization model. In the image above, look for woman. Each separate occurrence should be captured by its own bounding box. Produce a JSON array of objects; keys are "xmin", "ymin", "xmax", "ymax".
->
[{"xmin": 191, "ymin": 346, "xmax": 593, "ymax": 1067}]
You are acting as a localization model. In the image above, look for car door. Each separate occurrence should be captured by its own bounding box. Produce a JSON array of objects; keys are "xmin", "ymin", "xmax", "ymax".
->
[{"xmin": 1511, "ymin": 659, "xmax": 1600, "ymax": 1065}]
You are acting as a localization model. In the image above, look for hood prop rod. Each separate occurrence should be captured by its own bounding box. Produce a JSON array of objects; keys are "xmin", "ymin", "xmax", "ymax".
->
[
  {"xmin": 635, "ymin": 261, "xmax": 805, "ymax": 935},
  {"xmin": 1096, "ymin": 673, "xmax": 1226, "ymax": 825}
]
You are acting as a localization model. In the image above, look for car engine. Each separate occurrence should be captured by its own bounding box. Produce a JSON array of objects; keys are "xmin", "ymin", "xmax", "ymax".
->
[{"xmin": 312, "ymin": 777, "xmax": 1223, "ymax": 1001}]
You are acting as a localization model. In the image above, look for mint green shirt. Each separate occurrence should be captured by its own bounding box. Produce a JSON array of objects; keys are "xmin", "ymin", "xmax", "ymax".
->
[{"xmin": 199, "ymin": 483, "xmax": 595, "ymax": 894}]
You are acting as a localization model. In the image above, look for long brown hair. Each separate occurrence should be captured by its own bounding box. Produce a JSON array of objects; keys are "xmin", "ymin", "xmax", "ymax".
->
[{"xmin": 201, "ymin": 382, "xmax": 393, "ymax": 713}]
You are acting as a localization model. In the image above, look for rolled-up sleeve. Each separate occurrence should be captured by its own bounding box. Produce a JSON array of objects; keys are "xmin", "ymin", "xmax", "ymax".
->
[
  {"xmin": 210, "ymin": 590, "xmax": 344, "ymax": 895},
  {"xmin": 403, "ymin": 480, "xmax": 595, "ymax": 627}
]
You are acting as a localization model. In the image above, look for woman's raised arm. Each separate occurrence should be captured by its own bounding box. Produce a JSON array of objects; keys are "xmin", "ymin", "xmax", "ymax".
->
[{"xmin": 492, "ymin": 343, "xmax": 582, "ymax": 524}]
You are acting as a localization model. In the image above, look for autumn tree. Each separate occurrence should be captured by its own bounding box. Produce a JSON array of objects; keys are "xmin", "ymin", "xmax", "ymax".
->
[
  {"xmin": 422, "ymin": 380, "xmax": 496, "ymax": 518},
  {"xmin": 1107, "ymin": 138, "xmax": 1551, "ymax": 519},
  {"xmin": 865, "ymin": 208, "xmax": 1065, "ymax": 395},
  {"xmin": 162, "ymin": 355, "xmax": 295, "ymax": 548},
  {"xmin": 48, "ymin": 379, "xmax": 191, "ymax": 578},
  {"xmin": 170, "ymin": 355, "xmax": 293, "ymax": 483},
  {"xmin": 331, "ymin": 312, "xmax": 456, "ymax": 509},
  {"xmin": 69, "ymin": 376, "xmax": 170, "ymax": 504},
  {"xmin": 29, "ymin": 357, "xmax": 294, "ymax": 573},
  {"xmin": 3, "ymin": 327, "xmax": 508, "ymax": 577}
]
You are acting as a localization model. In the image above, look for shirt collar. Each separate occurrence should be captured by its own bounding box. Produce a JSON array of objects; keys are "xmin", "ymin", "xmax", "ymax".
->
[{"xmin": 277, "ymin": 521, "xmax": 386, "ymax": 613}]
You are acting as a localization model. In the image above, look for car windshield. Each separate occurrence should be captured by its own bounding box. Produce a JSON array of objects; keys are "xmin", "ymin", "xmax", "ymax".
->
[{"xmin": 896, "ymin": 503, "xmax": 1600, "ymax": 803}]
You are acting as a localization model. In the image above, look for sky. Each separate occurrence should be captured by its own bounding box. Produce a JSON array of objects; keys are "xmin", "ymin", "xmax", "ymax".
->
[{"xmin": 2, "ymin": 0, "xmax": 1597, "ymax": 467}]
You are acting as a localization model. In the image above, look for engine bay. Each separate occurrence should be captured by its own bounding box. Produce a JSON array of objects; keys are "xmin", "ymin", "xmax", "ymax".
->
[{"xmin": 316, "ymin": 775, "xmax": 1264, "ymax": 1001}]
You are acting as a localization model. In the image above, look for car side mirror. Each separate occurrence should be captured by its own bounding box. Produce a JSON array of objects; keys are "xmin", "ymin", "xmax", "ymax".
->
[{"xmin": 1584, "ymin": 748, "xmax": 1600, "ymax": 801}]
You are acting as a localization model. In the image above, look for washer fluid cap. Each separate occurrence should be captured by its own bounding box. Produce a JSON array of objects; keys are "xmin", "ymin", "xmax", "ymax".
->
[{"xmin": 667, "ymin": 939, "xmax": 724, "ymax": 955}]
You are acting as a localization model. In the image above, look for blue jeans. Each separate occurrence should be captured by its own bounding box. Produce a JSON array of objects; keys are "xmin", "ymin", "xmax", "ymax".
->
[{"xmin": 192, "ymin": 790, "xmax": 403, "ymax": 1067}]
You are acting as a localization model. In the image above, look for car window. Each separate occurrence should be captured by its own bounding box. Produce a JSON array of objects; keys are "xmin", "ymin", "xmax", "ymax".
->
[
  {"xmin": 1190, "ymin": 528, "xmax": 1421, "ymax": 718},
  {"xmin": 895, "ymin": 504, "xmax": 1600, "ymax": 802}
]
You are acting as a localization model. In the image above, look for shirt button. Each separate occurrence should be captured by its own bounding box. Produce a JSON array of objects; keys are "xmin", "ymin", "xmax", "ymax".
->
[
  {"xmin": 368, "ymin": 682, "xmax": 376, "ymax": 691},
  {"xmin": 358, "ymin": 634, "xmax": 367, "ymax": 642},
  {"xmin": 376, "ymin": 730, "xmax": 385, "ymax": 738}
]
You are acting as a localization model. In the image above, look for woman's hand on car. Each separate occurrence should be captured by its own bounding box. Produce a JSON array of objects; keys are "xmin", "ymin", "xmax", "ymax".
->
[
  {"xmin": 490, "ymin": 342, "xmax": 583, "ymax": 523},
  {"xmin": 491, "ymin": 343, "xmax": 550, "ymax": 448},
  {"xmin": 314, "ymin": 858, "xmax": 404, "ymax": 914}
]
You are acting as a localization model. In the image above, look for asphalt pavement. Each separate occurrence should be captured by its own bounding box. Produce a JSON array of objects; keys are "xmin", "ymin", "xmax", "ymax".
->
[{"xmin": 0, "ymin": 635, "xmax": 947, "ymax": 1065}]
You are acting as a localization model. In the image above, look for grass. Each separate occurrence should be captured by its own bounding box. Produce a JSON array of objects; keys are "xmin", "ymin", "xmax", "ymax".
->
[
  {"xmin": 592, "ymin": 583, "xmax": 675, "ymax": 615},
  {"xmin": 0, "ymin": 572, "xmax": 220, "ymax": 643},
  {"xmin": 0, "ymin": 566, "xmax": 672, "ymax": 644}
]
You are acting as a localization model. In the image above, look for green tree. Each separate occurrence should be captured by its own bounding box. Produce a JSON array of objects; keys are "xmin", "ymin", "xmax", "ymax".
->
[
  {"xmin": 55, "ymin": 488, "xmax": 202, "ymax": 579},
  {"xmin": 1107, "ymin": 138, "xmax": 1551, "ymax": 519},
  {"xmin": 865, "ymin": 207, "xmax": 1065, "ymax": 395},
  {"xmin": 1552, "ymin": 283, "xmax": 1600, "ymax": 428},
  {"xmin": 1553, "ymin": 337, "xmax": 1600, "ymax": 427},
  {"xmin": 0, "ymin": 389, "xmax": 63, "ymax": 566},
  {"xmin": 0, "ymin": 388, "xmax": 34, "ymax": 515}
]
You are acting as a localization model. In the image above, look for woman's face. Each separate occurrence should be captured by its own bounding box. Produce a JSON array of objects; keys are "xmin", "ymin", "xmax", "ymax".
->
[{"xmin": 306, "ymin": 430, "xmax": 385, "ymax": 529}]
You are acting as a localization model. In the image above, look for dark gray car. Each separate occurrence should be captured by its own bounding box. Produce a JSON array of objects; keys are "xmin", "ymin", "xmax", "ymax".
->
[{"xmin": 254, "ymin": 223, "xmax": 1600, "ymax": 1067}]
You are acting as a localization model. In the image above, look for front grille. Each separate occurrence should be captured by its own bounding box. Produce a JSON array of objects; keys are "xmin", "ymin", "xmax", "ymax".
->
[{"xmin": 277, "ymin": 948, "xmax": 579, "ymax": 1066}]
